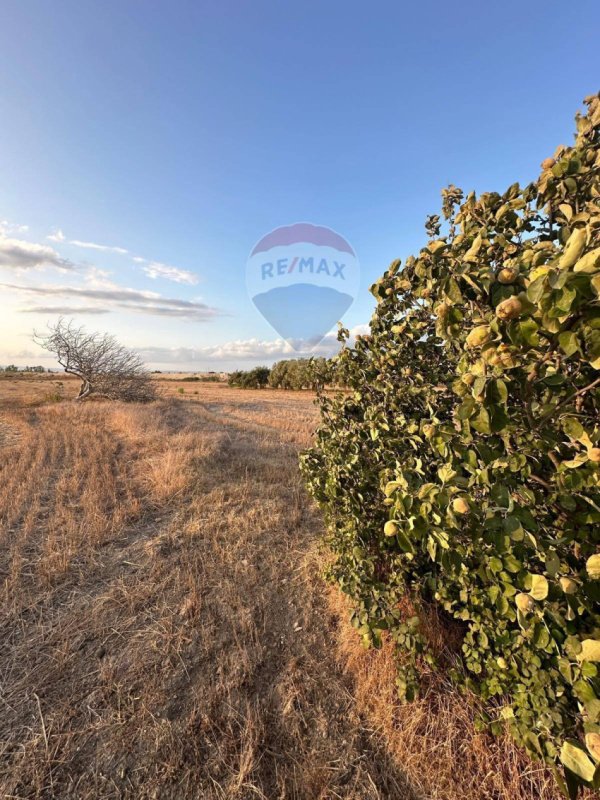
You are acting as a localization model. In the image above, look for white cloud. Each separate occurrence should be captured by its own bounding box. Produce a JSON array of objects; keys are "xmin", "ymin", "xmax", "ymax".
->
[
  {"xmin": 138, "ymin": 324, "xmax": 369, "ymax": 365},
  {"xmin": 0, "ymin": 236, "xmax": 74, "ymax": 271},
  {"xmin": 142, "ymin": 261, "xmax": 199, "ymax": 285},
  {"xmin": 20, "ymin": 306, "xmax": 111, "ymax": 315},
  {"xmin": 47, "ymin": 229, "xmax": 128, "ymax": 254},
  {"xmin": 3, "ymin": 281, "xmax": 222, "ymax": 322},
  {"xmin": 69, "ymin": 239, "xmax": 129, "ymax": 255},
  {"xmin": 0, "ymin": 220, "xmax": 29, "ymax": 235},
  {"xmin": 46, "ymin": 229, "xmax": 199, "ymax": 283}
]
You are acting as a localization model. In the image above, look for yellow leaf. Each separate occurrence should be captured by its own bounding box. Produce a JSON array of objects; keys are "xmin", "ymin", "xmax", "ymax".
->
[
  {"xmin": 574, "ymin": 247, "xmax": 600, "ymax": 273},
  {"xmin": 578, "ymin": 639, "xmax": 600, "ymax": 662},
  {"xmin": 529, "ymin": 574, "xmax": 549, "ymax": 601},
  {"xmin": 585, "ymin": 732, "xmax": 600, "ymax": 762},
  {"xmin": 560, "ymin": 740, "xmax": 596, "ymax": 782},
  {"xmin": 558, "ymin": 228, "xmax": 587, "ymax": 269}
]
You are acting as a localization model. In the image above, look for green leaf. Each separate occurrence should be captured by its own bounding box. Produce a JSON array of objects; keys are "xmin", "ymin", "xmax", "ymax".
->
[
  {"xmin": 559, "ymin": 331, "xmax": 580, "ymax": 357},
  {"xmin": 527, "ymin": 275, "xmax": 546, "ymax": 304},
  {"xmin": 545, "ymin": 551, "xmax": 561, "ymax": 576},
  {"xmin": 504, "ymin": 516, "xmax": 524, "ymax": 541},
  {"xmin": 529, "ymin": 574, "xmax": 549, "ymax": 601},
  {"xmin": 444, "ymin": 277, "xmax": 463, "ymax": 303},
  {"xmin": 563, "ymin": 418, "xmax": 585, "ymax": 442},
  {"xmin": 518, "ymin": 318, "xmax": 540, "ymax": 346},
  {"xmin": 396, "ymin": 531, "xmax": 416, "ymax": 554},
  {"xmin": 556, "ymin": 286, "xmax": 577, "ymax": 314},
  {"xmin": 494, "ymin": 379, "xmax": 508, "ymax": 404},
  {"xmin": 471, "ymin": 407, "xmax": 491, "ymax": 434},
  {"xmin": 560, "ymin": 740, "xmax": 596, "ymax": 783}
]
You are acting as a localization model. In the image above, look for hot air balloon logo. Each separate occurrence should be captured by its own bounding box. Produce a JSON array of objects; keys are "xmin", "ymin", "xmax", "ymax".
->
[{"xmin": 246, "ymin": 223, "xmax": 359, "ymax": 349}]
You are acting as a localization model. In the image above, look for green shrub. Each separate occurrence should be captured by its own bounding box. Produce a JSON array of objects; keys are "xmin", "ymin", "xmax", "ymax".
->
[
  {"xmin": 268, "ymin": 358, "xmax": 328, "ymax": 389},
  {"xmin": 228, "ymin": 367, "xmax": 270, "ymax": 389},
  {"xmin": 301, "ymin": 93, "xmax": 600, "ymax": 796}
]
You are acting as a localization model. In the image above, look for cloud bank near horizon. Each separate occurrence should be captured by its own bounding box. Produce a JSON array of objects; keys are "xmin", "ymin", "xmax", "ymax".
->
[{"xmin": 137, "ymin": 323, "xmax": 370, "ymax": 366}]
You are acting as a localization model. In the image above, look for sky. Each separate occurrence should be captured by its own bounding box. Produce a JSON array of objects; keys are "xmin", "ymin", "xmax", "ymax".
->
[{"xmin": 1, "ymin": 0, "xmax": 598, "ymax": 371}]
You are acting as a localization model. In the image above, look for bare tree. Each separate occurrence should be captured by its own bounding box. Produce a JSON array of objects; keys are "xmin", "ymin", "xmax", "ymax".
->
[{"xmin": 34, "ymin": 318, "xmax": 156, "ymax": 402}]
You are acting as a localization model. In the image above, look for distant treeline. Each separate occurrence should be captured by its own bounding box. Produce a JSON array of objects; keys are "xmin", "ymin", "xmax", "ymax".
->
[
  {"xmin": 180, "ymin": 374, "xmax": 221, "ymax": 383},
  {"xmin": 228, "ymin": 358, "xmax": 332, "ymax": 390},
  {"xmin": 1, "ymin": 365, "xmax": 47, "ymax": 373}
]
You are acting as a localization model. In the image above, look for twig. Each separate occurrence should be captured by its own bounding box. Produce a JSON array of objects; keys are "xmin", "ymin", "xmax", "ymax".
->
[
  {"xmin": 34, "ymin": 692, "xmax": 54, "ymax": 794},
  {"xmin": 529, "ymin": 474, "xmax": 553, "ymax": 490},
  {"xmin": 537, "ymin": 375, "xmax": 600, "ymax": 427}
]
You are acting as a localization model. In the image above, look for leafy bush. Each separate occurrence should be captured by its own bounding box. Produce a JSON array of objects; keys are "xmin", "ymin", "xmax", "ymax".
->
[
  {"xmin": 228, "ymin": 359, "xmax": 333, "ymax": 391},
  {"xmin": 301, "ymin": 93, "xmax": 600, "ymax": 796},
  {"xmin": 269, "ymin": 358, "xmax": 328, "ymax": 390},
  {"xmin": 228, "ymin": 367, "xmax": 270, "ymax": 389}
]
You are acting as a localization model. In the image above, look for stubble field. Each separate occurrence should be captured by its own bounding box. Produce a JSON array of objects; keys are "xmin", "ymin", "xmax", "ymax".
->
[{"xmin": 0, "ymin": 376, "xmax": 566, "ymax": 799}]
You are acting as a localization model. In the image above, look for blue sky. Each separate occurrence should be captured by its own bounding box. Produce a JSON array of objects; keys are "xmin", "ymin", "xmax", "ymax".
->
[{"xmin": 0, "ymin": 0, "xmax": 598, "ymax": 369}]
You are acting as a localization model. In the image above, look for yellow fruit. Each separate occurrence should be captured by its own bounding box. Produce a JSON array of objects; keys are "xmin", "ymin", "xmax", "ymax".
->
[
  {"xmin": 466, "ymin": 325, "xmax": 492, "ymax": 348},
  {"xmin": 497, "ymin": 267, "xmax": 518, "ymax": 284},
  {"xmin": 541, "ymin": 157, "xmax": 555, "ymax": 170},
  {"xmin": 587, "ymin": 554, "xmax": 600, "ymax": 579},
  {"xmin": 559, "ymin": 577, "xmax": 577, "ymax": 594},
  {"xmin": 515, "ymin": 593, "xmax": 536, "ymax": 614},
  {"xmin": 496, "ymin": 296, "xmax": 523, "ymax": 321},
  {"xmin": 588, "ymin": 447, "xmax": 600, "ymax": 463},
  {"xmin": 452, "ymin": 497, "xmax": 469, "ymax": 515},
  {"xmin": 384, "ymin": 520, "xmax": 399, "ymax": 537},
  {"xmin": 481, "ymin": 344, "xmax": 500, "ymax": 365}
]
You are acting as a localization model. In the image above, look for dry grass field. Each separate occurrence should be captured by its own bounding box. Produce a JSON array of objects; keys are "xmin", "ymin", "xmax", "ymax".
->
[{"xmin": 0, "ymin": 377, "xmax": 567, "ymax": 799}]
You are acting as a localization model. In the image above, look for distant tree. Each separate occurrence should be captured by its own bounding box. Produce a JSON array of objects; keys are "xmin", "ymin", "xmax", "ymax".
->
[
  {"xmin": 268, "ymin": 358, "xmax": 329, "ymax": 390},
  {"xmin": 268, "ymin": 360, "xmax": 290, "ymax": 388},
  {"xmin": 228, "ymin": 366, "xmax": 270, "ymax": 389},
  {"xmin": 228, "ymin": 370, "xmax": 243, "ymax": 387},
  {"xmin": 34, "ymin": 318, "xmax": 156, "ymax": 402}
]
